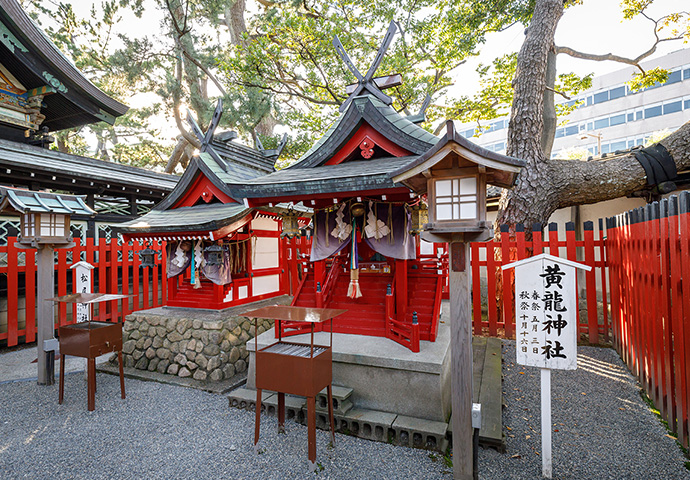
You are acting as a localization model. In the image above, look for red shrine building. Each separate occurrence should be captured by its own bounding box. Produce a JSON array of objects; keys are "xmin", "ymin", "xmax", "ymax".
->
[
  {"xmin": 226, "ymin": 23, "xmax": 451, "ymax": 351},
  {"xmin": 115, "ymin": 105, "xmax": 300, "ymax": 311}
]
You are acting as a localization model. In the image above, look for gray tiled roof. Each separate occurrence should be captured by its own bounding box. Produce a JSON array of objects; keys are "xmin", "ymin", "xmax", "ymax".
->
[
  {"xmin": 0, "ymin": 186, "xmax": 95, "ymax": 216},
  {"xmin": 0, "ymin": 139, "xmax": 178, "ymax": 192},
  {"xmin": 114, "ymin": 202, "xmax": 250, "ymax": 234},
  {"xmin": 231, "ymin": 156, "xmax": 417, "ymax": 199}
]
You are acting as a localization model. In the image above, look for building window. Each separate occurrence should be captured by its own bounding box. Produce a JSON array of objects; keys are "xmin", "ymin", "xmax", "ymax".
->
[
  {"xmin": 610, "ymin": 114, "xmax": 626, "ymax": 126},
  {"xmin": 685, "ymin": 99, "xmax": 690, "ymax": 110},
  {"xmin": 684, "ymin": 67, "xmax": 690, "ymax": 80},
  {"xmin": 610, "ymin": 140, "xmax": 626, "ymax": 152},
  {"xmin": 565, "ymin": 125, "xmax": 579, "ymax": 136},
  {"xmin": 609, "ymin": 86, "xmax": 626, "ymax": 100},
  {"xmin": 666, "ymin": 70, "xmax": 682, "ymax": 85},
  {"xmin": 627, "ymin": 113, "xmax": 634, "ymax": 122},
  {"xmin": 586, "ymin": 96, "xmax": 593, "ymax": 106},
  {"xmin": 663, "ymin": 100, "xmax": 682, "ymax": 115},
  {"xmin": 593, "ymin": 91, "xmax": 608, "ymax": 104},
  {"xmin": 594, "ymin": 118, "xmax": 609, "ymax": 129},
  {"xmin": 645, "ymin": 105, "xmax": 662, "ymax": 118}
]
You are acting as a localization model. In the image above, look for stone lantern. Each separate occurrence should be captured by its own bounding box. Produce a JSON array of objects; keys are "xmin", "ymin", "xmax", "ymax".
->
[
  {"xmin": 390, "ymin": 120, "xmax": 525, "ymax": 480},
  {"xmin": 0, "ymin": 187, "xmax": 96, "ymax": 385}
]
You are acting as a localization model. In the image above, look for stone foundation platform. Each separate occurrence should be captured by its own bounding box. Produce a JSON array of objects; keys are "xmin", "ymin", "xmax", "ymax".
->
[{"xmin": 118, "ymin": 296, "xmax": 289, "ymax": 382}]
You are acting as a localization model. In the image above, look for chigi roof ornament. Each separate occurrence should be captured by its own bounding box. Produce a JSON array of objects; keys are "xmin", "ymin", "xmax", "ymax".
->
[{"xmin": 333, "ymin": 21, "xmax": 402, "ymax": 112}]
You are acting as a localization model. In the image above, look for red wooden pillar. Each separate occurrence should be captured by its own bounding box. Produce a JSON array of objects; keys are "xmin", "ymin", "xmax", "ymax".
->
[
  {"xmin": 669, "ymin": 196, "xmax": 687, "ymax": 446},
  {"xmin": 395, "ymin": 259, "xmax": 407, "ymax": 322}
]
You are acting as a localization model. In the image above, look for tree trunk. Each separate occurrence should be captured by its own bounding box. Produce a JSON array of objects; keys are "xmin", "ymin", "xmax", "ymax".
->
[{"xmin": 497, "ymin": 0, "xmax": 690, "ymax": 229}]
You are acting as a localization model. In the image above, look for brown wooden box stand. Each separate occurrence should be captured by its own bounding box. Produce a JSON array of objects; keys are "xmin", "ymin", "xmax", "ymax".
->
[
  {"xmin": 243, "ymin": 305, "xmax": 346, "ymax": 472},
  {"xmin": 58, "ymin": 321, "xmax": 125, "ymax": 411},
  {"xmin": 50, "ymin": 293, "xmax": 131, "ymax": 412}
]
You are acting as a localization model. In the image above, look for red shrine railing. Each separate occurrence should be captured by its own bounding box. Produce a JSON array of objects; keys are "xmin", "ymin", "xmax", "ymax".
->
[
  {"xmin": 0, "ymin": 237, "xmax": 166, "ymax": 347},
  {"xmin": 470, "ymin": 222, "xmax": 608, "ymax": 343}
]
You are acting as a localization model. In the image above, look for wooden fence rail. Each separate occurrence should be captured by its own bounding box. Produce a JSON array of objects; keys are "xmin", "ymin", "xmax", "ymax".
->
[
  {"xmin": 606, "ymin": 192, "xmax": 690, "ymax": 448},
  {"xmin": 471, "ymin": 222, "xmax": 609, "ymax": 344},
  {"xmin": 0, "ymin": 237, "xmax": 166, "ymax": 347}
]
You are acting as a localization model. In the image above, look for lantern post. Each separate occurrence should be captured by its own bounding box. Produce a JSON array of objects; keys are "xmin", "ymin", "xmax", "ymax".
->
[
  {"xmin": 391, "ymin": 121, "xmax": 525, "ymax": 480},
  {"xmin": 0, "ymin": 187, "xmax": 96, "ymax": 385}
]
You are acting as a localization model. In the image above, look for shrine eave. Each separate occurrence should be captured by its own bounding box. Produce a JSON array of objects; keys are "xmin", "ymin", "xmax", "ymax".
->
[
  {"xmin": 230, "ymin": 156, "xmax": 418, "ymax": 201},
  {"xmin": 0, "ymin": 138, "xmax": 177, "ymax": 199},
  {"xmin": 0, "ymin": 0, "xmax": 128, "ymax": 130},
  {"xmin": 291, "ymin": 95, "xmax": 438, "ymax": 168},
  {"xmin": 112, "ymin": 202, "xmax": 252, "ymax": 238}
]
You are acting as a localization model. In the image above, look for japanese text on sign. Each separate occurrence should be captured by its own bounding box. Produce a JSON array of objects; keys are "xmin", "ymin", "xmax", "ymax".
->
[{"xmin": 505, "ymin": 254, "xmax": 590, "ymax": 370}]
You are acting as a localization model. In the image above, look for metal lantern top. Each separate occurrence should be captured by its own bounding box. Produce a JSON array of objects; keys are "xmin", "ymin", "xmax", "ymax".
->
[
  {"xmin": 138, "ymin": 247, "xmax": 157, "ymax": 268},
  {"xmin": 0, "ymin": 186, "xmax": 96, "ymax": 246},
  {"xmin": 204, "ymin": 243, "xmax": 224, "ymax": 266}
]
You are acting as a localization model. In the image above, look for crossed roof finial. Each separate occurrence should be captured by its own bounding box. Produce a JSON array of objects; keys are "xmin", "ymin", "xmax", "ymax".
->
[{"xmin": 333, "ymin": 21, "xmax": 400, "ymax": 113}]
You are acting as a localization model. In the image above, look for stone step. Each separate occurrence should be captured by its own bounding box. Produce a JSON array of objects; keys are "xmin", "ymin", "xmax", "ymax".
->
[
  {"xmin": 227, "ymin": 387, "xmax": 450, "ymax": 452},
  {"xmin": 315, "ymin": 385, "xmax": 354, "ymax": 416},
  {"xmin": 391, "ymin": 415, "xmax": 449, "ymax": 452}
]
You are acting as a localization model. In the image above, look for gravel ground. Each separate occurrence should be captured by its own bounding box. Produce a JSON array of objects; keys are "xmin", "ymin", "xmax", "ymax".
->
[
  {"xmin": 0, "ymin": 341, "xmax": 687, "ymax": 480},
  {"xmin": 481, "ymin": 341, "xmax": 690, "ymax": 480}
]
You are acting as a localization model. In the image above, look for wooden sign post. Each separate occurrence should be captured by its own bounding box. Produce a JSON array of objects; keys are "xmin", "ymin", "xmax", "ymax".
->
[
  {"xmin": 502, "ymin": 253, "xmax": 591, "ymax": 478},
  {"xmin": 71, "ymin": 261, "xmax": 95, "ymax": 323}
]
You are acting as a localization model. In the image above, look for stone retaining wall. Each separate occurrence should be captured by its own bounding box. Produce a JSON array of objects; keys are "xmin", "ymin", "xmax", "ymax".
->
[{"xmin": 120, "ymin": 313, "xmax": 273, "ymax": 382}]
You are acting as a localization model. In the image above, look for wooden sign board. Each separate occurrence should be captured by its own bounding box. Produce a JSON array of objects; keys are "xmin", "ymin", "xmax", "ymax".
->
[{"xmin": 503, "ymin": 253, "xmax": 591, "ymax": 370}]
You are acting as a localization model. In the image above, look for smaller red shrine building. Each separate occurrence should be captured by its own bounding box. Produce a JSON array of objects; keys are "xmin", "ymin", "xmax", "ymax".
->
[{"xmin": 115, "ymin": 131, "xmax": 299, "ymax": 310}]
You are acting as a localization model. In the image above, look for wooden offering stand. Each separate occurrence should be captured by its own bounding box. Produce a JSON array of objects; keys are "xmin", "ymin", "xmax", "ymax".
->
[
  {"xmin": 242, "ymin": 305, "xmax": 346, "ymax": 472},
  {"xmin": 49, "ymin": 293, "xmax": 130, "ymax": 411}
]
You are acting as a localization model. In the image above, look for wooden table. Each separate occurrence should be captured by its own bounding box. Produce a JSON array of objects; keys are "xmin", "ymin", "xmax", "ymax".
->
[
  {"xmin": 50, "ymin": 293, "xmax": 129, "ymax": 411},
  {"xmin": 243, "ymin": 305, "xmax": 346, "ymax": 471}
]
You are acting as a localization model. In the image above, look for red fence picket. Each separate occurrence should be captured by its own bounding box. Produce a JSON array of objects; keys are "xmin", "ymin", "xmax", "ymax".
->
[
  {"xmin": 471, "ymin": 222, "xmax": 607, "ymax": 343},
  {"xmin": 607, "ymin": 193, "xmax": 690, "ymax": 449},
  {"xmin": 0, "ymin": 237, "xmax": 166, "ymax": 347}
]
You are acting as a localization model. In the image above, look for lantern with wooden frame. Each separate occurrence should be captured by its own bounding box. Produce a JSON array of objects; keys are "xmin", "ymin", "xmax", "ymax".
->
[
  {"xmin": 138, "ymin": 246, "xmax": 157, "ymax": 268},
  {"xmin": 0, "ymin": 187, "xmax": 95, "ymax": 246},
  {"xmin": 390, "ymin": 120, "xmax": 525, "ymax": 242},
  {"xmin": 280, "ymin": 207, "xmax": 300, "ymax": 238}
]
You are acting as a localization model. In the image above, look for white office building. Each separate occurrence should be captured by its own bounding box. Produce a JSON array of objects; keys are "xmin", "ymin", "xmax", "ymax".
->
[{"xmin": 458, "ymin": 48, "xmax": 690, "ymax": 158}]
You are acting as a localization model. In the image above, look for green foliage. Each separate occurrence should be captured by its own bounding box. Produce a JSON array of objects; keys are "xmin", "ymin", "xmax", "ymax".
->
[{"xmin": 627, "ymin": 67, "xmax": 670, "ymax": 92}]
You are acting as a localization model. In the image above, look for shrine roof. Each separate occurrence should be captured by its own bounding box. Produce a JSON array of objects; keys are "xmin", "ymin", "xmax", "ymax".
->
[
  {"xmin": 230, "ymin": 155, "xmax": 417, "ymax": 200},
  {"xmin": 113, "ymin": 202, "xmax": 250, "ymax": 235},
  {"xmin": 0, "ymin": 185, "xmax": 95, "ymax": 216},
  {"xmin": 153, "ymin": 151, "xmax": 265, "ymax": 210},
  {"xmin": 0, "ymin": 139, "xmax": 178, "ymax": 200},
  {"xmin": 0, "ymin": 0, "xmax": 129, "ymax": 130},
  {"xmin": 290, "ymin": 95, "xmax": 438, "ymax": 169},
  {"xmin": 210, "ymin": 136, "xmax": 276, "ymax": 174}
]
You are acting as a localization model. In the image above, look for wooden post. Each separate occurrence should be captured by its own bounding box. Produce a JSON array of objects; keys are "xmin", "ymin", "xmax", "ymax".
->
[
  {"xmin": 37, "ymin": 245, "xmax": 56, "ymax": 385},
  {"xmin": 450, "ymin": 240, "xmax": 473, "ymax": 480},
  {"xmin": 541, "ymin": 368, "xmax": 552, "ymax": 478}
]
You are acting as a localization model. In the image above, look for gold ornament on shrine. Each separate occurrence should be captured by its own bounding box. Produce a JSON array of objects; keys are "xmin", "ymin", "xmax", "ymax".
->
[
  {"xmin": 280, "ymin": 208, "xmax": 300, "ymax": 238},
  {"xmin": 409, "ymin": 201, "xmax": 429, "ymax": 235}
]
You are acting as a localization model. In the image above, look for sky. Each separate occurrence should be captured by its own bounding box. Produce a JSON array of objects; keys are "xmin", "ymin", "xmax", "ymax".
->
[{"xmin": 457, "ymin": 0, "xmax": 686, "ymax": 95}]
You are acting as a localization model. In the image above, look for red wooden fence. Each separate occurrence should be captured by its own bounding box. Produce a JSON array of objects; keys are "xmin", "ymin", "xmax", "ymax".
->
[
  {"xmin": 471, "ymin": 221, "xmax": 609, "ymax": 344},
  {"xmin": 606, "ymin": 193, "xmax": 690, "ymax": 448},
  {"xmin": 0, "ymin": 237, "xmax": 166, "ymax": 347}
]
